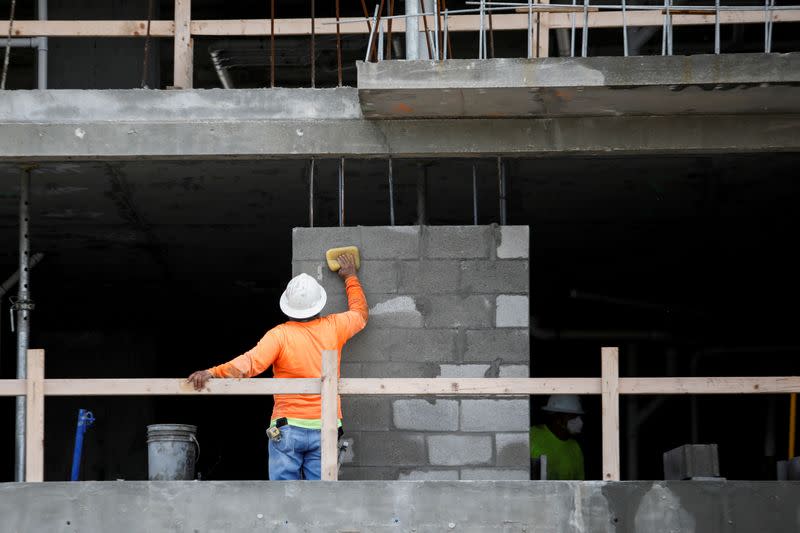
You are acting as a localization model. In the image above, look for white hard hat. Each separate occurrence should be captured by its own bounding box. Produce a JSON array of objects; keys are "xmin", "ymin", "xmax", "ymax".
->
[
  {"xmin": 542, "ymin": 395, "xmax": 584, "ymax": 415},
  {"xmin": 279, "ymin": 273, "xmax": 327, "ymax": 319}
]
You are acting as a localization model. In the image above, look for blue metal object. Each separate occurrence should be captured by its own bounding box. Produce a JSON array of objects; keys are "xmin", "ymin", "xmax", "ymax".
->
[{"xmin": 70, "ymin": 409, "xmax": 95, "ymax": 481}]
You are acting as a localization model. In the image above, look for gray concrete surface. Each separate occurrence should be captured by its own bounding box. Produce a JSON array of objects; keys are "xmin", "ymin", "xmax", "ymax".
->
[
  {"xmin": 1, "ymin": 89, "xmax": 799, "ymax": 159},
  {"xmin": 358, "ymin": 53, "xmax": 800, "ymax": 118},
  {"xmin": 1, "ymin": 480, "xmax": 798, "ymax": 532},
  {"xmin": 293, "ymin": 225, "xmax": 529, "ymax": 480}
]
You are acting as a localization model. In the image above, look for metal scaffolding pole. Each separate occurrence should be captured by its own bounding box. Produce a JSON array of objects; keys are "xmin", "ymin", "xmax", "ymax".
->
[{"xmin": 14, "ymin": 168, "xmax": 32, "ymax": 482}]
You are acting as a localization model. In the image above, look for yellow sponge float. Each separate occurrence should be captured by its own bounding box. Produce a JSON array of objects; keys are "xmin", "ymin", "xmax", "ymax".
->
[{"xmin": 325, "ymin": 246, "xmax": 361, "ymax": 272}]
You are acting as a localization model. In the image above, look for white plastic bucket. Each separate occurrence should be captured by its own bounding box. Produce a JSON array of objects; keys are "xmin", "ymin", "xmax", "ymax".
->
[{"xmin": 146, "ymin": 424, "xmax": 199, "ymax": 480}]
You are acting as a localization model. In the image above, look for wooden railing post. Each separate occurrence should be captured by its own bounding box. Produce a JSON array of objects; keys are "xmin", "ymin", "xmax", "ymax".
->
[
  {"xmin": 601, "ymin": 346, "xmax": 620, "ymax": 481},
  {"xmin": 25, "ymin": 349, "xmax": 45, "ymax": 482},
  {"xmin": 320, "ymin": 350, "xmax": 339, "ymax": 480},
  {"xmin": 173, "ymin": 0, "xmax": 193, "ymax": 88}
]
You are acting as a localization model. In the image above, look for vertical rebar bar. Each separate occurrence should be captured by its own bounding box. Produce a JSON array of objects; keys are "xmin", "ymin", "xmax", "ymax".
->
[
  {"xmin": 472, "ymin": 163, "xmax": 479, "ymax": 225},
  {"xmin": 581, "ymin": 0, "xmax": 589, "ymax": 57},
  {"xmin": 419, "ymin": 0, "xmax": 433, "ymax": 59},
  {"xmin": 417, "ymin": 167, "xmax": 427, "ymax": 225},
  {"xmin": 443, "ymin": 10, "xmax": 449, "ymax": 59},
  {"xmin": 388, "ymin": 158, "xmax": 396, "ymax": 226},
  {"xmin": 479, "ymin": 0, "xmax": 486, "ymax": 58},
  {"xmin": 433, "ymin": 0, "xmax": 440, "ymax": 59},
  {"xmin": 378, "ymin": 19, "xmax": 385, "ymax": 60},
  {"xmin": 338, "ymin": 158, "xmax": 345, "ymax": 227},
  {"xmin": 336, "ymin": 0, "xmax": 342, "ymax": 85},
  {"xmin": 714, "ymin": 0, "xmax": 720, "ymax": 54},
  {"xmin": 270, "ymin": 0, "xmax": 275, "ymax": 87},
  {"xmin": 497, "ymin": 157, "xmax": 507, "ymax": 225},
  {"xmin": 768, "ymin": 0, "xmax": 774, "ymax": 53},
  {"xmin": 309, "ymin": 159, "xmax": 315, "ymax": 228},
  {"xmin": 622, "ymin": 0, "xmax": 628, "ymax": 57},
  {"xmin": 527, "ymin": 0, "xmax": 533, "ymax": 59},
  {"xmin": 764, "ymin": 0, "xmax": 773, "ymax": 53},
  {"xmin": 570, "ymin": 0, "xmax": 576, "ymax": 57},
  {"xmin": 14, "ymin": 167, "xmax": 31, "ymax": 482},
  {"xmin": 667, "ymin": 0, "xmax": 673, "ymax": 55},
  {"xmin": 311, "ymin": 0, "xmax": 316, "ymax": 87},
  {"xmin": 387, "ymin": 0, "xmax": 395, "ymax": 59},
  {"xmin": 488, "ymin": 9, "xmax": 495, "ymax": 58},
  {"xmin": 140, "ymin": 0, "xmax": 154, "ymax": 88},
  {"xmin": 661, "ymin": 0, "xmax": 668, "ymax": 55}
]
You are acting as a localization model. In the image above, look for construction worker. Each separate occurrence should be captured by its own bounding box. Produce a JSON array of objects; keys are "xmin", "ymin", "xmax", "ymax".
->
[
  {"xmin": 530, "ymin": 395, "xmax": 585, "ymax": 480},
  {"xmin": 186, "ymin": 253, "xmax": 367, "ymax": 480}
]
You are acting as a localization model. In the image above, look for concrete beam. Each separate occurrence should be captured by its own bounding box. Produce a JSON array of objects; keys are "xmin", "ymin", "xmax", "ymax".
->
[
  {"xmin": 1, "ymin": 481, "xmax": 799, "ymax": 532},
  {"xmin": 357, "ymin": 53, "xmax": 800, "ymax": 118},
  {"xmin": 1, "ymin": 89, "xmax": 799, "ymax": 159}
]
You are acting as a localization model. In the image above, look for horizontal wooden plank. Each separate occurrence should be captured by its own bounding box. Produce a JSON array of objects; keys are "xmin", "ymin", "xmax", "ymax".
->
[
  {"xmin": 619, "ymin": 377, "xmax": 800, "ymax": 394},
  {"xmin": 338, "ymin": 378, "xmax": 602, "ymax": 395},
  {"xmin": 0, "ymin": 20, "xmax": 174, "ymax": 37},
  {"xmin": 0, "ymin": 380, "xmax": 26, "ymax": 396},
  {"xmin": 547, "ymin": 9, "xmax": 800, "ymax": 29},
  {"xmin": 8, "ymin": 376, "xmax": 800, "ymax": 397},
  {"xmin": 2, "ymin": 9, "xmax": 797, "ymax": 37},
  {"xmin": 44, "ymin": 378, "xmax": 321, "ymax": 396}
]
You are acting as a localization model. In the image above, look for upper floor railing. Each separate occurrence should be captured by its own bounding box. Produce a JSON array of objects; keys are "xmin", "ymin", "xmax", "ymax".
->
[
  {"xmin": 2, "ymin": 1, "xmax": 799, "ymax": 88},
  {"xmin": 2, "ymin": 347, "xmax": 799, "ymax": 481}
]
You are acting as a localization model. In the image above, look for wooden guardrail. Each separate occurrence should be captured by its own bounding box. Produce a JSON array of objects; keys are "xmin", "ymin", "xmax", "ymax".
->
[
  {"xmin": 3, "ymin": 347, "xmax": 800, "ymax": 481},
  {"xmin": 1, "ymin": 3, "xmax": 799, "ymax": 88}
]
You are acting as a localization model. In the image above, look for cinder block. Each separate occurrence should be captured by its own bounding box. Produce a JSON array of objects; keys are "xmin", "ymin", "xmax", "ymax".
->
[
  {"xmin": 663, "ymin": 444, "xmax": 720, "ymax": 480},
  {"xmin": 460, "ymin": 260, "xmax": 529, "ymax": 294},
  {"xmin": 398, "ymin": 469, "xmax": 459, "ymax": 481},
  {"xmin": 347, "ymin": 329, "xmax": 457, "ymax": 363},
  {"xmin": 464, "ymin": 329, "xmax": 529, "ymax": 362},
  {"xmin": 398, "ymin": 260, "xmax": 461, "ymax": 294},
  {"xmin": 360, "ymin": 432, "xmax": 427, "ymax": 466},
  {"xmin": 460, "ymin": 469, "xmax": 529, "ymax": 480},
  {"xmin": 292, "ymin": 227, "xmax": 362, "ymax": 260},
  {"xmin": 341, "ymin": 397, "xmax": 392, "ymax": 431},
  {"xmin": 460, "ymin": 400, "xmax": 529, "ymax": 432},
  {"xmin": 439, "ymin": 365, "xmax": 491, "ymax": 378},
  {"xmin": 367, "ymin": 295, "xmax": 424, "ymax": 328},
  {"xmin": 393, "ymin": 399, "xmax": 459, "ymax": 431},
  {"xmin": 340, "ymin": 363, "xmax": 362, "ymax": 377},
  {"xmin": 496, "ymin": 295, "xmax": 529, "ymax": 328},
  {"xmin": 495, "ymin": 433, "xmax": 530, "ymax": 467},
  {"xmin": 424, "ymin": 226, "xmax": 492, "ymax": 259},
  {"xmin": 496, "ymin": 226, "xmax": 529, "ymax": 259},
  {"xmin": 428, "ymin": 435, "xmax": 493, "ymax": 466},
  {"xmin": 356, "ymin": 261, "xmax": 399, "ymax": 294},
  {"xmin": 339, "ymin": 466, "xmax": 398, "ymax": 480},
  {"xmin": 498, "ymin": 365, "xmax": 529, "ymax": 378},
  {"xmin": 361, "ymin": 226, "xmax": 420, "ymax": 259},
  {"xmin": 421, "ymin": 295, "xmax": 493, "ymax": 328},
  {"xmin": 361, "ymin": 362, "xmax": 440, "ymax": 378}
]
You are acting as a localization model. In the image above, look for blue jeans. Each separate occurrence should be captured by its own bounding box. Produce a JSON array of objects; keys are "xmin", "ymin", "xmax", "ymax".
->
[{"xmin": 268, "ymin": 425, "xmax": 321, "ymax": 480}]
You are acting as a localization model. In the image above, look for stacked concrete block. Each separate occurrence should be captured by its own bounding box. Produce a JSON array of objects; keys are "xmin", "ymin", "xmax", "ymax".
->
[{"xmin": 292, "ymin": 225, "xmax": 530, "ymax": 480}]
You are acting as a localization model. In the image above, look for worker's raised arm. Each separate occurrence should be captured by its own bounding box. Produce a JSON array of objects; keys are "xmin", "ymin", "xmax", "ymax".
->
[
  {"xmin": 333, "ymin": 253, "xmax": 368, "ymax": 341},
  {"xmin": 186, "ymin": 328, "xmax": 283, "ymax": 390}
]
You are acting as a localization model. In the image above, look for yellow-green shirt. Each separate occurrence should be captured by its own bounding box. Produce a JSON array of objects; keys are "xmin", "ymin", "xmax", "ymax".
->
[{"xmin": 530, "ymin": 424, "xmax": 585, "ymax": 480}]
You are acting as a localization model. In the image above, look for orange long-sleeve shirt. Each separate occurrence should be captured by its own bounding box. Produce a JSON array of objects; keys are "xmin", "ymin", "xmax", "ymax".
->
[{"xmin": 208, "ymin": 275, "xmax": 368, "ymax": 422}]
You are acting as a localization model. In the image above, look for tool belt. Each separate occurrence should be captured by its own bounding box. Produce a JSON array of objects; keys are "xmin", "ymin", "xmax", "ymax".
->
[{"xmin": 266, "ymin": 418, "xmax": 344, "ymax": 442}]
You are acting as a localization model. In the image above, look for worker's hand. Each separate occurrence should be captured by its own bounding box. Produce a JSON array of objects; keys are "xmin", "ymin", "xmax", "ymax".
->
[
  {"xmin": 187, "ymin": 370, "xmax": 213, "ymax": 391},
  {"xmin": 337, "ymin": 253, "xmax": 357, "ymax": 280}
]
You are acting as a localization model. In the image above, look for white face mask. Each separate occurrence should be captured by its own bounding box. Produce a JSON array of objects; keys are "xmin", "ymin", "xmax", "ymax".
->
[{"xmin": 566, "ymin": 416, "xmax": 583, "ymax": 435}]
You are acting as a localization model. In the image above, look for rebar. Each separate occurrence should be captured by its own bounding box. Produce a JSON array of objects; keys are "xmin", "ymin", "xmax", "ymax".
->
[
  {"xmin": 622, "ymin": 0, "xmax": 628, "ymax": 56},
  {"xmin": 365, "ymin": 5, "xmax": 380, "ymax": 61},
  {"xmin": 338, "ymin": 158, "xmax": 345, "ymax": 227},
  {"xmin": 270, "ymin": 0, "xmax": 275, "ymax": 87},
  {"xmin": 714, "ymin": 0, "xmax": 720, "ymax": 54},
  {"xmin": 443, "ymin": 9, "xmax": 449, "ymax": 59},
  {"xmin": 336, "ymin": 0, "xmax": 342, "ymax": 85},
  {"xmin": 1, "ymin": 0, "xmax": 18, "ymax": 90},
  {"xmin": 388, "ymin": 158, "xmax": 396, "ymax": 226},
  {"xmin": 581, "ymin": 0, "xmax": 589, "ymax": 57},
  {"xmin": 311, "ymin": 0, "xmax": 316, "ymax": 87},
  {"xmin": 497, "ymin": 157, "xmax": 507, "ymax": 225},
  {"xmin": 571, "ymin": 0, "xmax": 576, "ymax": 56},
  {"xmin": 527, "ymin": 0, "xmax": 533, "ymax": 58},
  {"xmin": 309, "ymin": 159, "xmax": 315, "ymax": 228},
  {"xmin": 472, "ymin": 164, "xmax": 479, "ymax": 225}
]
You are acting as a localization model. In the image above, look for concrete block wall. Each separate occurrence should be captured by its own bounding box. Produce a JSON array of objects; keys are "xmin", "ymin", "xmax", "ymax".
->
[{"xmin": 292, "ymin": 225, "xmax": 530, "ymax": 480}]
